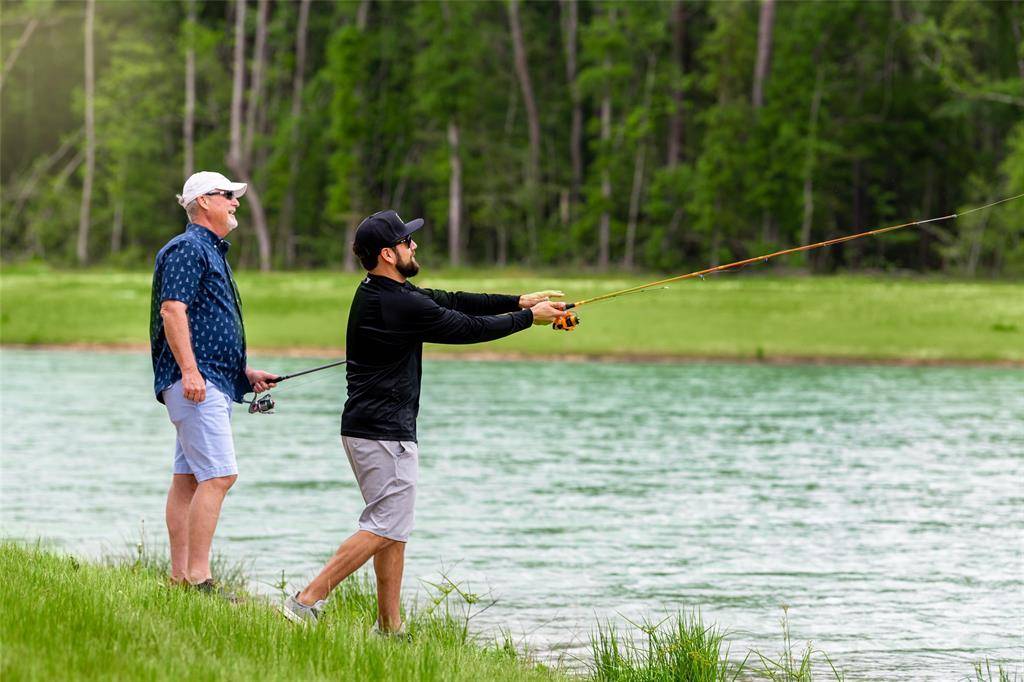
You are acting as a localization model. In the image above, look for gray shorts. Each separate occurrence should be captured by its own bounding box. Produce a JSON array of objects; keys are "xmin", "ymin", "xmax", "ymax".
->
[
  {"xmin": 163, "ymin": 379, "xmax": 237, "ymax": 482},
  {"xmin": 342, "ymin": 436, "xmax": 419, "ymax": 542}
]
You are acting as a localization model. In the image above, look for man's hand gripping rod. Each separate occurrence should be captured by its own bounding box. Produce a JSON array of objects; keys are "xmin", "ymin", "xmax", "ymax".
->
[{"xmin": 247, "ymin": 359, "xmax": 348, "ymax": 414}]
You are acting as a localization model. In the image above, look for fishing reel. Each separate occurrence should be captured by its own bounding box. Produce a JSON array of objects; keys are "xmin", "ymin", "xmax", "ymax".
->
[
  {"xmin": 553, "ymin": 311, "xmax": 580, "ymax": 332},
  {"xmin": 246, "ymin": 393, "xmax": 275, "ymax": 414}
]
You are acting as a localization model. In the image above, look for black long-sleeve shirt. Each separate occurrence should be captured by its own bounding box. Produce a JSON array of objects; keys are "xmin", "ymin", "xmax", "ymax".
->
[{"xmin": 341, "ymin": 274, "xmax": 533, "ymax": 441}]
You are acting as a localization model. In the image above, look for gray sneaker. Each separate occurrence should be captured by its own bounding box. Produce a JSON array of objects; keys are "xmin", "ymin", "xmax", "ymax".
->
[
  {"xmin": 281, "ymin": 593, "xmax": 326, "ymax": 625},
  {"xmin": 371, "ymin": 621, "xmax": 411, "ymax": 641}
]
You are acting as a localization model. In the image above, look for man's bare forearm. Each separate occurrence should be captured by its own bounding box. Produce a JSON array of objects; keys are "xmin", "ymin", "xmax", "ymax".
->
[{"xmin": 160, "ymin": 302, "xmax": 198, "ymax": 375}]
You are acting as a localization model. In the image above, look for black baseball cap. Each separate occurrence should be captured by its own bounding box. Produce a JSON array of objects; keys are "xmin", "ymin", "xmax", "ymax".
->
[{"xmin": 354, "ymin": 210, "xmax": 424, "ymax": 253}]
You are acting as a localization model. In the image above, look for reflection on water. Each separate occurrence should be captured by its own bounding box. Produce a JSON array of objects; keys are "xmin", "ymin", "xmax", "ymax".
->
[{"xmin": 2, "ymin": 349, "xmax": 1022, "ymax": 679}]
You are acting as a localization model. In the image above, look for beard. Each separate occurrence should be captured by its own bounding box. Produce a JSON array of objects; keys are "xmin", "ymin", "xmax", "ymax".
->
[
  {"xmin": 396, "ymin": 254, "xmax": 420, "ymax": 278},
  {"xmin": 225, "ymin": 213, "xmax": 238, "ymax": 232}
]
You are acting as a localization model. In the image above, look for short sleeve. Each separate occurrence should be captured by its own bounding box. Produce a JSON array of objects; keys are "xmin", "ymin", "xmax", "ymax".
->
[{"xmin": 159, "ymin": 242, "xmax": 205, "ymax": 307}]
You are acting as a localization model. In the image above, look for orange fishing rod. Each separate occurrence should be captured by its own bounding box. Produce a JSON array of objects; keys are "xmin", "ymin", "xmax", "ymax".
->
[{"xmin": 552, "ymin": 193, "xmax": 1024, "ymax": 331}]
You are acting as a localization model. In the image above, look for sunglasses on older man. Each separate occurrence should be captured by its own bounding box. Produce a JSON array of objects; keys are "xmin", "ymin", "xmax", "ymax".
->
[{"xmin": 205, "ymin": 190, "xmax": 236, "ymax": 200}]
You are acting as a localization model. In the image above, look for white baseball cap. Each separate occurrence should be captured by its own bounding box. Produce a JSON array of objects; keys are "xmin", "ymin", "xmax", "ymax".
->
[{"xmin": 176, "ymin": 171, "xmax": 247, "ymax": 207}]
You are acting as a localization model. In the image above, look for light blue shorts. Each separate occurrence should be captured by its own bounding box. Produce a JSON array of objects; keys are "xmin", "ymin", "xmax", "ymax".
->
[{"xmin": 163, "ymin": 379, "xmax": 237, "ymax": 482}]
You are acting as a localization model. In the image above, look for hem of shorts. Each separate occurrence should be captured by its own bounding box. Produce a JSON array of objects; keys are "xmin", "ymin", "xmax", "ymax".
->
[
  {"xmin": 358, "ymin": 525, "xmax": 409, "ymax": 543},
  {"xmin": 193, "ymin": 465, "xmax": 238, "ymax": 482},
  {"xmin": 342, "ymin": 429, "xmax": 417, "ymax": 443}
]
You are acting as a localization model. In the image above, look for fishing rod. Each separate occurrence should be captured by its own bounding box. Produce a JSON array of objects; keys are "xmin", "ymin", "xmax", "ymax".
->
[
  {"xmin": 245, "ymin": 359, "xmax": 347, "ymax": 414},
  {"xmin": 551, "ymin": 192, "xmax": 1024, "ymax": 331}
]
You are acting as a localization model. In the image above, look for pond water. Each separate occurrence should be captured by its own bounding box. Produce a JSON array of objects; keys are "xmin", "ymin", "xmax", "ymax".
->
[{"xmin": 1, "ymin": 349, "xmax": 1021, "ymax": 679}]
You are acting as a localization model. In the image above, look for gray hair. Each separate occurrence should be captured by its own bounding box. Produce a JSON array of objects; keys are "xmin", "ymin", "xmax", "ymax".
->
[{"xmin": 184, "ymin": 198, "xmax": 201, "ymax": 222}]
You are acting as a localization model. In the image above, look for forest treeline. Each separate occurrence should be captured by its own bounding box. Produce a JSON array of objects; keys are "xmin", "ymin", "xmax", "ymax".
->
[{"xmin": 1, "ymin": 0, "xmax": 1022, "ymax": 274}]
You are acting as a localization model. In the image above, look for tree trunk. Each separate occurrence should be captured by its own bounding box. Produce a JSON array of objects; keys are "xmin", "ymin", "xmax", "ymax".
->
[
  {"xmin": 966, "ymin": 212, "xmax": 990, "ymax": 277},
  {"xmin": 343, "ymin": 0, "xmax": 371, "ymax": 273},
  {"xmin": 0, "ymin": 17, "xmax": 38, "ymax": 95},
  {"xmin": 76, "ymin": 0, "xmax": 95, "ymax": 266},
  {"xmin": 710, "ymin": 199, "xmax": 722, "ymax": 266},
  {"xmin": 751, "ymin": 0, "xmax": 776, "ymax": 110},
  {"xmin": 623, "ymin": 143, "xmax": 646, "ymax": 271},
  {"xmin": 497, "ymin": 225, "xmax": 508, "ymax": 266},
  {"xmin": 12, "ymin": 128, "xmax": 82, "ymax": 224},
  {"xmin": 508, "ymin": 0, "xmax": 541, "ymax": 259},
  {"xmin": 1012, "ymin": 0, "xmax": 1024, "ymax": 80},
  {"xmin": 183, "ymin": 0, "xmax": 196, "ymax": 178},
  {"xmin": 228, "ymin": 0, "xmax": 246, "ymax": 173},
  {"xmin": 447, "ymin": 119, "xmax": 463, "ymax": 266},
  {"xmin": 753, "ymin": 0, "xmax": 776, "ymax": 246},
  {"xmin": 110, "ymin": 199, "xmax": 123, "ymax": 254},
  {"xmin": 848, "ymin": 158, "xmax": 863, "ymax": 269},
  {"xmin": 560, "ymin": 0, "xmax": 582, "ymax": 214},
  {"xmin": 244, "ymin": 183, "xmax": 272, "ymax": 270},
  {"xmin": 227, "ymin": 0, "xmax": 272, "ymax": 271},
  {"xmin": 244, "ymin": 0, "xmax": 269, "ymax": 163},
  {"xmin": 31, "ymin": 150, "xmax": 84, "ymax": 258},
  {"xmin": 278, "ymin": 0, "xmax": 311, "ymax": 268},
  {"xmin": 598, "ymin": 59, "xmax": 612, "ymax": 271},
  {"xmin": 800, "ymin": 65, "xmax": 824, "ymax": 264},
  {"xmin": 623, "ymin": 55, "xmax": 657, "ymax": 270},
  {"xmin": 666, "ymin": 1, "xmax": 685, "ymax": 167}
]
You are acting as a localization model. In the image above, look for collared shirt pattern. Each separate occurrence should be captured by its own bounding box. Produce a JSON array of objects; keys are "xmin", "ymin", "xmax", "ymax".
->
[{"xmin": 151, "ymin": 223, "xmax": 249, "ymax": 403}]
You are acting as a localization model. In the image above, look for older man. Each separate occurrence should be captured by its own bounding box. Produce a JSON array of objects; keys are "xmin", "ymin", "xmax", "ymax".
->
[
  {"xmin": 281, "ymin": 209, "xmax": 566, "ymax": 631},
  {"xmin": 151, "ymin": 171, "xmax": 277, "ymax": 591}
]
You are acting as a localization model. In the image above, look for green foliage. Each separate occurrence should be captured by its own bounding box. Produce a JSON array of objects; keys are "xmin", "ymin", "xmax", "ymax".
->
[
  {"xmin": 590, "ymin": 611, "xmax": 742, "ymax": 681},
  {"xmin": 1, "ymin": 0, "xmax": 1021, "ymax": 273}
]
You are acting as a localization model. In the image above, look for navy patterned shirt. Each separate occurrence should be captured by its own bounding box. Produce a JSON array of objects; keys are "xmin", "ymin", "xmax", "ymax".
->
[{"xmin": 151, "ymin": 223, "xmax": 249, "ymax": 403}]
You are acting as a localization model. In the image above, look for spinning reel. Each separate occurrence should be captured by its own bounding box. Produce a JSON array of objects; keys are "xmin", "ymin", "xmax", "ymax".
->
[
  {"xmin": 246, "ymin": 393, "xmax": 276, "ymax": 414},
  {"xmin": 552, "ymin": 310, "xmax": 580, "ymax": 332},
  {"xmin": 243, "ymin": 359, "xmax": 347, "ymax": 416}
]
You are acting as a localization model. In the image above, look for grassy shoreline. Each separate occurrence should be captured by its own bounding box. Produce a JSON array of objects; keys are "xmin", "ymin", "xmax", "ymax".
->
[
  {"xmin": 2, "ymin": 543, "xmax": 1018, "ymax": 681},
  {"xmin": 1, "ymin": 542, "xmax": 560, "ymax": 682},
  {"xmin": 1, "ymin": 265, "xmax": 1022, "ymax": 363},
  {"xmin": 4, "ymin": 342, "xmax": 1024, "ymax": 368}
]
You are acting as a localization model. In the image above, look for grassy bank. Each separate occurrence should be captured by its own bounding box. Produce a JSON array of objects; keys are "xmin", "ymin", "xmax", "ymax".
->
[
  {"xmin": 0, "ymin": 542, "xmax": 558, "ymax": 681},
  {"xmin": 1, "ymin": 264, "xmax": 1022, "ymax": 362},
  {"xmin": 2, "ymin": 543, "xmax": 1016, "ymax": 681}
]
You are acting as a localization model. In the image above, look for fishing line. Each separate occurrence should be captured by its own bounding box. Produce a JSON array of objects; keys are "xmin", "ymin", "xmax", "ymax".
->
[{"xmin": 551, "ymin": 192, "xmax": 1024, "ymax": 331}]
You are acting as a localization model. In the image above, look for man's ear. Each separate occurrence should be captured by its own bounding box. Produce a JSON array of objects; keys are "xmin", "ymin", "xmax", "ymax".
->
[{"xmin": 380, "ymin": 247, "xmax": 396, "ymax": 265}]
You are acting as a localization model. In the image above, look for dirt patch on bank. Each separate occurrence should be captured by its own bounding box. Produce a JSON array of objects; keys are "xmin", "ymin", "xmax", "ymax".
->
[{"xmin": 4, "ymin": 343, "xmax": 1022, "ymax": 368}]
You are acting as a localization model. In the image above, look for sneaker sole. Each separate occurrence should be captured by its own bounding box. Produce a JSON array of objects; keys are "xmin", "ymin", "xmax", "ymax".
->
[{"xmin": 279, "ymin": 602, "xmax": 313, "ymax": 625}]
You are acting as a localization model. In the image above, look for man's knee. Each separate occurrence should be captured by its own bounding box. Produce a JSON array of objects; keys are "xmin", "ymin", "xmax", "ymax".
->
[{"xmin": 201, "ymin": 474, "xmax": 237, "ymax": 493}]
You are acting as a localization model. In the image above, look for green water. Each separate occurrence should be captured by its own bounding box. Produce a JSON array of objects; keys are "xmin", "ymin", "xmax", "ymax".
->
[{"xmin": 1, "ymin": 349, "xmax": 1021, "ymax": 678}]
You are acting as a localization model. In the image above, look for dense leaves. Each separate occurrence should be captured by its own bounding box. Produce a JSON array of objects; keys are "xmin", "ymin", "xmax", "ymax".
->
[{"xmin": 1, "ymin": 0, "xmax": 1021, "ymax": 273}]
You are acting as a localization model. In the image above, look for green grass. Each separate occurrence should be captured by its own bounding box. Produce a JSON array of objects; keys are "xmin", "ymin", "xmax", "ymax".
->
[
  {"xmin": 1, "ymin": 264, "xmax": 1022, "ymax": 361},
  {"xmin": 0, "ymin": 542, "xmax": 558, "ymax": 682},
  {"xmin": 2, "ymin": 542, "xmax": 1017, "ymax": 681},
  {"xmin": 591, "ymin": 612, "xmax": 742, "ymax": 681}
]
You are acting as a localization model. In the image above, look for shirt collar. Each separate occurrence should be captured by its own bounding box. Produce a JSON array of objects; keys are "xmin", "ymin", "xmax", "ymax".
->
[
  {"xmin": 186, "ymin": 223, "xmax": 231, "ymax": 254},
  {"xmin": 365, "ymin": 273, "xmax": 405, "ymax": 287}
]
